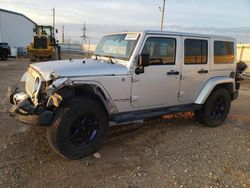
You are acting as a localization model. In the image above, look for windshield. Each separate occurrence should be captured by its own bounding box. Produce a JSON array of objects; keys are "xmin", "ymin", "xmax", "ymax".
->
[
  {"xmin": 95, "ymin": 33, "xmax": 140, "ymax": 61},
  {"xmin": 37, "ymin": 27, "xmax": 52, "ymax": 36}
]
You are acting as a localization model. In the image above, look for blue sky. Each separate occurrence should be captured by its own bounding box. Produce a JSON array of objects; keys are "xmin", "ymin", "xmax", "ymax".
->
[
  {"xmin": 1, "ymin": 0, "xmax": 250, "ymax": 43},
  {"xmin": 1, "ymin": 0, "xmax": 250, "ymax": 28}
]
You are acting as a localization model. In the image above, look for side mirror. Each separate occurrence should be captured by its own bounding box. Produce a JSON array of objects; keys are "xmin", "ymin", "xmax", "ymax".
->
[
  {"xmin": 135, "ymin": 54, "xmax": 150, "ymax": 75},
  {"xmin": 138, "ymin": 54, "xmax": 150, "ymax": 67},
  {"xmin": 55, "ymin": 29, "xmax": 58, "ymax": 34},
  {"xmin": 33, "ymin": 28, "xmax": 36, "ymax": 33}
]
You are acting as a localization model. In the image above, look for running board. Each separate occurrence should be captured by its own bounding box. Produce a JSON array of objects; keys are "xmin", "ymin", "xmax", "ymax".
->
[{"xmin": 111, "ymin": 104, "xmax": 201, "ymax": 124}]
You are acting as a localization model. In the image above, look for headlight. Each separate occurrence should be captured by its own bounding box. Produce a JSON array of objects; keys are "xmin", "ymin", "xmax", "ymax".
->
[{"xmin": 33, "ymin": 77, "xmax": 40, "ymax": 93}]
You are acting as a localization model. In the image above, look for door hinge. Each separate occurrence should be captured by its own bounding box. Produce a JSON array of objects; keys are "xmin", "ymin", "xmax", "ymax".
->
[
  {"xmin": 178, "ymin": 91, "xmax": 184, "ymax": 98},
  {"xmin": 130, "ymin": 96, "xmax": 138, "ymax": 102},
  {"xmin": 131, "ymin": 77, "xmax": 140, "ymax": 83}
]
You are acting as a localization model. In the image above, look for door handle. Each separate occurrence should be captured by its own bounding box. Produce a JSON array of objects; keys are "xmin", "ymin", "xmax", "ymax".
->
[
  {"xmin": 198, "ymin": 69, "xmax": 208, "ymax": 74},
  {"xmin": 167, "ymin": 70, "xmax": 180, "ymax": 75}
]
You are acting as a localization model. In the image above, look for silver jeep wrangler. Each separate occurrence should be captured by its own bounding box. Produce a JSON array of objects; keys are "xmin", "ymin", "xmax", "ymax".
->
[{"xmin": 8, "ymin": 31, "xmax": 240, "ymax": 159}]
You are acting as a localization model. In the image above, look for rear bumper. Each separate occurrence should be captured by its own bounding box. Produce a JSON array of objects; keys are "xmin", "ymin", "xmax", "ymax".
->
[{"xmin": 7, "ymin": 86, "xmax": 53, "ymax": 126}]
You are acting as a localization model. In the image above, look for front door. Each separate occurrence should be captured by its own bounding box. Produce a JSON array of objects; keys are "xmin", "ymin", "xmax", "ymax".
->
[{"xmin": 131, "ymin": 35, "xmax": 181, "ymax": 109}]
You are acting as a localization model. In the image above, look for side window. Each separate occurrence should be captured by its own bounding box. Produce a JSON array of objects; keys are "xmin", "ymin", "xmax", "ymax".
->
[
  {"xmin": 142, "ymin": 37, "xmax": 176, "ymax": 65},
  {"xmin": 214, "ymin": 41, "xmax": 234, "ymax": 64},
  {"xmin": 184, "ymin": 39, "xmax": 208, "ymax": 64}
]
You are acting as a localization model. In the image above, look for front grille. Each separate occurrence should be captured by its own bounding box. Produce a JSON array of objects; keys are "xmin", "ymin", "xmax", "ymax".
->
[{"xmin": 34, "ymin": 36, "xmax": 47, "ymax": 49}]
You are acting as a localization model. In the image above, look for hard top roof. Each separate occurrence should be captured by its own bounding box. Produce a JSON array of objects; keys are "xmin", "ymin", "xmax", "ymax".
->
[{"xmin": 108, "ymin": 30, "xmax": 235, "ymax": 41}]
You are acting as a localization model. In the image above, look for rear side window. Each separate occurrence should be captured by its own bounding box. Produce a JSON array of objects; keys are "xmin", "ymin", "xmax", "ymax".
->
[
  {"xmin": 141, "ymin": 37, "xmax": 176, "ymax": 65},
  {"xmin": 214, "ymin": 41, "xmax": 234, "ymax": 64},
  {"xmin": 184, "ymin": 39, "xmax": 208, "ymax": 64}
]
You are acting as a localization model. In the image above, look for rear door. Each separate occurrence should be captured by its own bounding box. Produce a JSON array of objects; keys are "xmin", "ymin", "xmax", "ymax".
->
[{"xmin": 179, "ymin": 37, "xmax": 210, "ymax": 103}]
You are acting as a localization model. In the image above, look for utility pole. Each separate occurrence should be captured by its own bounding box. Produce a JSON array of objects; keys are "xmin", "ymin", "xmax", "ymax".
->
[
  {"xmin": 81, "ymin": 22, "xmax": 87, "ymax": 44},
  {"xmin": 88, "ymin": 36, "xmax": 90, "ymax": 54},
  {"xmin": 62, "ymin": 25, "xmax": 64, "ymax": 43},
  {"xmin": 159, "ymin": 0, "xmax": 166, "ymax": 31},
  {"xmin": 52, "ymin": 8, "xmax": 55, "ymax": 30},
  {"xmin": 0, "ymin": 14, "xmax": 2, "ymax": 42}
]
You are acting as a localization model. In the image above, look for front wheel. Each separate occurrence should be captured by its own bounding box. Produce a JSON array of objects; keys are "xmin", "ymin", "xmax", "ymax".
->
[
  {"xmin": 46, "ymin": 97, "xmax": 109, "ymax": 159},
  {"xmin": 195, "ymin": 88, "xmax": 231, "ymax": 127}
]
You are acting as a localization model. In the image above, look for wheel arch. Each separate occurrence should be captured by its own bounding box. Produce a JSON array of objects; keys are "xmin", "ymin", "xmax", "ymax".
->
[
  {"xmin": 47, "ymin": 83, "xmax": 118, "ymax": 116},
  {"xmin": 195, "ymin": 76, "xmax": 235, "ymax": 104}
]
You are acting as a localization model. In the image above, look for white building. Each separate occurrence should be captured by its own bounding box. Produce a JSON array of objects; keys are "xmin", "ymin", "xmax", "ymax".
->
[{"xmin": 0, "ymin": 8, "xmax": 36, "ymax": 48}]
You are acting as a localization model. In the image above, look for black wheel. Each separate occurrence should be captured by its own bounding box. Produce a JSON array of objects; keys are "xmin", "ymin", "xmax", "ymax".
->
[
  {"xmin": 195, "ymin": 88, "xmax": 231, "ymax": 127},
  {"xmin": 4, "ymin": 54, "xmax": 8, "ymax": 60},
  {"xmin": 46, "ymin": 97, "xmax": 109, "ymax": 159},
  {"xmin": 57, "ymin": 46, "xmax": 61, "ymax": 60}
]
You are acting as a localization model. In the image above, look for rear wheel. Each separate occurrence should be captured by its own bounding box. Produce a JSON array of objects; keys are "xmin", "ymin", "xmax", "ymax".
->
[
  {"xmin": 52, "ymin": 46, "xmax": 60, "ymax": 60},
  {"xmin": 46, "ymin": 97, "xmax": 109, "ymax": 159},
  {"xmin": 195, "ymin": 88, "xmax": 231, "ymax": 127}
]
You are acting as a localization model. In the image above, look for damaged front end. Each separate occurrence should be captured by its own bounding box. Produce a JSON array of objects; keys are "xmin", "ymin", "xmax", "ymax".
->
[{"xmin": 7, "ymin": 67, "xmax": 64, "ymax": 125}]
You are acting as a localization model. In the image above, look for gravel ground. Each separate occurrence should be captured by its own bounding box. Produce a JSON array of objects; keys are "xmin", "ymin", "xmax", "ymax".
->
[{"xmin": 0, "ymin": 56, "xmax": 249, "ymax": 188}]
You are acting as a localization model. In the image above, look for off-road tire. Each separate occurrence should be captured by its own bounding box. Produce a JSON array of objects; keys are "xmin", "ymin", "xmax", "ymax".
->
[
  {"xmin": 195, "ymin": 88, "xmax": 231, "ymax": 127},
  {"xmin": 57, "ymin": 45, "xmax": 61, "ymax": 60},
  {"xmin": 52, "ymin": 46, "xmax": 60, "ymax": 60},
  {"xmin": 46, "ymin": 97, "xmax": 109, "ymax": 160},
  {"xmin": 29, "ymin": 54, "xmax": 37, "ymax": 61},
  {"xmin": 3, "ymin": 54, "xmax": 8, "ymax": 60}
]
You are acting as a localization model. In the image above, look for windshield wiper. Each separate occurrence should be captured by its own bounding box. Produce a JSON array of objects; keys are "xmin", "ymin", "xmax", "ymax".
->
[
  {"xmin": 94, "ymin": 53, "xmax": 100, "ymax": 60},
  {"xmin": 93, "ymin": 54, "xmax": 114, "ymax": 64}
]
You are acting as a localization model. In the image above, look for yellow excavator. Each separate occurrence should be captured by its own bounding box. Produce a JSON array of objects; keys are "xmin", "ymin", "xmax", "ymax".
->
[{"xmin": 27, "ymin": 25, "xmax": 61, "ymax": 61}]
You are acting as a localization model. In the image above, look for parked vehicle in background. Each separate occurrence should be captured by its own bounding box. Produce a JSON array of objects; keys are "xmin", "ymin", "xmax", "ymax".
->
[
  {"xmin": 8, "ymin": 30, "xmax": 242, "ymax": 159},
  {"xmin": 27, "ymin": 25, "xmax": 61, "ymax": 61},
  {"xmin": 0, "ymin": 42, "xmax": 11, "ymax": 60},
  {"xmin": 236, "ymin": 61, "xmax": 248, "ymax": 80},
  {"xmin": 237, "ymin": 44, "xmax": 250, "ymax": 77}
]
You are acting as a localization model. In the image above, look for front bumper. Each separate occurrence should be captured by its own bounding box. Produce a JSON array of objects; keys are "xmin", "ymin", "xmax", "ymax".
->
[
  {"xmin": 27, "ymin": 48, "xmax": 54, "ymax": 57},
  {"xmin": 7, "ymin": 86, "xmax": 53, "ymax": 126},
  {"xmin": 232, "ymin": 90, "xmax": 239, "ymax": 100}
]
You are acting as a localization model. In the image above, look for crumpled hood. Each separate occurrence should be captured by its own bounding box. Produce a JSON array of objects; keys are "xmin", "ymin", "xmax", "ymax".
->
[{"xmin": 30, "ymin": 59, "xmax": 129, "ymax": 81}]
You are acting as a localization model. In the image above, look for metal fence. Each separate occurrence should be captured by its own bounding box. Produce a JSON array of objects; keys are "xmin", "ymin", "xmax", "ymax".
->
[
  {"xmin": 59, "ymin": 43, "xmax": 84, "ymax": 54},
  {"xmin": 59, "ymin": 43, "xmax": 96, "ymax": 54}
]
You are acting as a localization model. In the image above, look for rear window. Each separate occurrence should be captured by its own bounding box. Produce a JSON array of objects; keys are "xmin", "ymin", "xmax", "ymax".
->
[
  {"xmin": 184, "ymin": 39, "xmax": 208, "ymax": 64},
  {"xmin": 214, "ymin": 41, "xmax": 234, "ymax": 64}
]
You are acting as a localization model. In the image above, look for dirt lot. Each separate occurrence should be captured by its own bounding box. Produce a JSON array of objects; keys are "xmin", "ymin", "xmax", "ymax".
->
[{"xmin": 0, "ymin": 56, "xmax": 249, "ymax": 188}]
